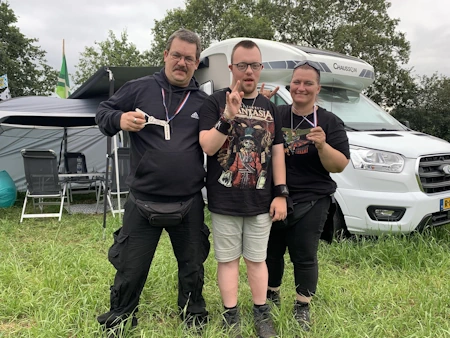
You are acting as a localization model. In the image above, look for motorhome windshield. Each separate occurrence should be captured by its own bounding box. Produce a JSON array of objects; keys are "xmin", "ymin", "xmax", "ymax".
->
[{"xmin": 318, "ymin": 87, "xmax": 407, "ymax": 131}]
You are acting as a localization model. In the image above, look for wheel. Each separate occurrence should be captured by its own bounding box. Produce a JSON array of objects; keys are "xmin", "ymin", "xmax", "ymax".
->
[{"xmin": 333, "ymin": 204, "xmax": 353, "ymax": 241}]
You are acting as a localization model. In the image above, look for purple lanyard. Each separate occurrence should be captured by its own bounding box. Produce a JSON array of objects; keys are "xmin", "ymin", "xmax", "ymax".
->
[{"xmin": 161, "ymin": 88, "xmax": 191, "ymax": 123}]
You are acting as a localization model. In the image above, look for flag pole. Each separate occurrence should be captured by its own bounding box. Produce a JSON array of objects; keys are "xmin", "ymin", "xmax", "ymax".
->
[{"xmin": 56, "ymin": 39, "xmax": 71, "ymax": 98}]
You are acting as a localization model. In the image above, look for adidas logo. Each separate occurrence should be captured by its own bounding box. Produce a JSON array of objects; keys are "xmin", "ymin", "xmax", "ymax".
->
[{"xmin": 191, "ymin": 112, "xmax": 199, "ymax": 119}]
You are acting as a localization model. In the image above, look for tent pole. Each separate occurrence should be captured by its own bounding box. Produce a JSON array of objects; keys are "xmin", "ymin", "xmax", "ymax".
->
[
  {"xmin": 57, "ymin": 128, "xmax": 67, "ymax": 172},
  {"xmin": 102, "ymin": 145, "xmax": 110, "ymax": 240},
  {"xmin": 102, "ymin": 67, "xmax": 115, "ymax": 239},
  {"xmin": 113, "ymin": 134, "xmax": 121, "ymax": 218},
  {"xmin": 64, "ymin": 128, "xmax": 68, "ymax": 154}
]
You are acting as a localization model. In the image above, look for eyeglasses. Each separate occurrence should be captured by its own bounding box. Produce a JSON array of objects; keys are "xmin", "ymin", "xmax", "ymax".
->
[
  {"xmin": 232, "ymin": 62, "xmax": 263, "ymax": 72},
  {"xmin": 169, "ymin": 52, "xmax": 196, "ymax": 65},
  {"xmin": 294, "ymin": 60, "xmax": 321, "ymax": 76}
]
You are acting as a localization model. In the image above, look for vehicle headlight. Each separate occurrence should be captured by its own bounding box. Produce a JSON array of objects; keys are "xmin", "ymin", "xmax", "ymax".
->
[{"xmin": 350, "ymin": 146, "xmax": 404, "ymax": 173}]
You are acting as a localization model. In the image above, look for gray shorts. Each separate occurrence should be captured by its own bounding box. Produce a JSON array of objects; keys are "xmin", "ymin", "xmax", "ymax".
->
[{"xmin": 210, "ymin": 212, "xmax": 272, "ymax": 263}]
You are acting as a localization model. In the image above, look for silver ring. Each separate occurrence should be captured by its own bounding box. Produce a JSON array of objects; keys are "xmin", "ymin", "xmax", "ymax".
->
[{"xmin": 133, "ymin": 117, "xmax": 137, "ymax": 124}]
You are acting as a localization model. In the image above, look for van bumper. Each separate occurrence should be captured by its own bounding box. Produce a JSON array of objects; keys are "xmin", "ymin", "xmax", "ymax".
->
[{"xmin": 334, "ymin": 188, "xmax": 450, "ymax": 235}]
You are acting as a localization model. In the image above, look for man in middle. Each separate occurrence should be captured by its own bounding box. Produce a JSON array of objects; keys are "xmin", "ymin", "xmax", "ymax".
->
[{"xmin": 199, "ymin": 39, "xmax": 288, "ymax": 338}]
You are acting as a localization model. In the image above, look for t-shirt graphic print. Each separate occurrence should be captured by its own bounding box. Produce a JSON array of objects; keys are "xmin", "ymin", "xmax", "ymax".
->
[
  {"xmin": 282, "ymin": 127, "xmax": 313, "ymax": 155},
  {"xmin": 217, "ymin": 103, "xmax": 275, "ymax": 190}
]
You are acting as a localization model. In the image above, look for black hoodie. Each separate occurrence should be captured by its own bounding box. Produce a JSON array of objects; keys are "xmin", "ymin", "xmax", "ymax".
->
[{"xmin": 96, "ymin": 69, "xmax": 208, "ymax": 199}]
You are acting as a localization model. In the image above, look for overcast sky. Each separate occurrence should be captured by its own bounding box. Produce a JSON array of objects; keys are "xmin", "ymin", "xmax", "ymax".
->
[{"xmin": 8, "ymin": 0, "xmax": 450, "ymax": 83}]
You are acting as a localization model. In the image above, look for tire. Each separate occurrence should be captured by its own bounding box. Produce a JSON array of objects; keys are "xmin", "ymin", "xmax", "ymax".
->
[{"xmin": 333, "ymin": 204, "xmax": 353, "ymax": 241}]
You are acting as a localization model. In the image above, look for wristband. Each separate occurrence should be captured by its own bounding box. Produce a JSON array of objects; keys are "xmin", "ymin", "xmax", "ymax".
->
[
  {"xmin": 215, "ymin": 119, "xmax": 232, "ymax": 135},
  {"xmin": 274, "ymin": 184, "xmax": 289, "ymax": 197}
]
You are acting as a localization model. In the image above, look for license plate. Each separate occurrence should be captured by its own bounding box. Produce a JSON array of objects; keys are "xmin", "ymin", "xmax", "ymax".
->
[{"xmin": 440, "ymin": 197, "xmax": 450, "ymax": 211}]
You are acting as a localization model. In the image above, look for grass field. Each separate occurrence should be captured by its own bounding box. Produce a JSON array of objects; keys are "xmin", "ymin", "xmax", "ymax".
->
[{"xmin": 1, "ymin": 196, "xmax": 449, "ymax": 337}]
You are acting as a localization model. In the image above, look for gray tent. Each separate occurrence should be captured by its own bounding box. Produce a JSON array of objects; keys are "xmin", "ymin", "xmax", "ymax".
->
[{"xmin": 0, "ymin": 96, "xmax": 106, "ymax": 191}]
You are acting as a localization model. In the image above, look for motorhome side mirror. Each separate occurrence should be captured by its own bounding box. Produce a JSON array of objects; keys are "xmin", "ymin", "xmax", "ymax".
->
[
  {"xmin": 404, "ymin": 121, "xmax": 410, "ymax": 128},
  {"xmin": 198, "ymin": 56, "xmax": 209, "ymax": 69}
]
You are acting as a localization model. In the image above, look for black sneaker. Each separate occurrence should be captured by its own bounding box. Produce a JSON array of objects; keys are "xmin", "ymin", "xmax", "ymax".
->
[
  {"xmin": 294, "ymin": 301, "xmax": 311, "ymax": 331},
  {"xmin": 267, "ymin": 289, "xmax": 281, "ymax": 307},
  {"xmin": 223, "ymin": 307, "xmax": 242, "ymax": 338},
  {"xmin": 253, "ymin": 304, "xmax": 278, "ymax": 338}
]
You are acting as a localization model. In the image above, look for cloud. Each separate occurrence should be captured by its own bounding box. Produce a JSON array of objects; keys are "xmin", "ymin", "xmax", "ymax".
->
[{"xmin": 388, "ymin": 0, "xmax": 450, "ymax": 77}]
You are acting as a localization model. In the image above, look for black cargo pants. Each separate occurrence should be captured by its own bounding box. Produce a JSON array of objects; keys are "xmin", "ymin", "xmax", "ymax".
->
[{"xmin": 97, "ymin": 191, "xmax": 210, "ymax": 328}]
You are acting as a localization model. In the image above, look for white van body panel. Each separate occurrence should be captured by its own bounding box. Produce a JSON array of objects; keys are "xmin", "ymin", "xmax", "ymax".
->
[{"xmin": 196, "ymin": 39, "xmax": 450, "ymax": 235}]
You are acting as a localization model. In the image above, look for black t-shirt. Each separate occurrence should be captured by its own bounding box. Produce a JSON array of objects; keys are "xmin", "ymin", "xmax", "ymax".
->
[
  {"xmin": 278, "ymin": 105, "xmax": 350, "ymax": 203},
  {"xmin": 199, "ymin": 89, "xmax": 284, "ymax": 216}
]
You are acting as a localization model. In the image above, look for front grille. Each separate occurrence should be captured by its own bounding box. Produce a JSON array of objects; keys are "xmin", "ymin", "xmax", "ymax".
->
[
  {"xmin": 418, "ymin": 154, "xmax": 450, "ymax": 194},
  {"xmin": 417, "ymin": 211, "xmax": 450, "ymax": 231}
]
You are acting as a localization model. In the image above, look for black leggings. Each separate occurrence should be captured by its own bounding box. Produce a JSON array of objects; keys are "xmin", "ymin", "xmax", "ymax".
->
[{"xmin": 266, "ymin": 196, "xmax": 330, "ymax": 297}]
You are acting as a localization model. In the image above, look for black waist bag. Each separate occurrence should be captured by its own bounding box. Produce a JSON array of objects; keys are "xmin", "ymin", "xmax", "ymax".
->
[
  {"xmin": 130, "ymin": 193, "xmax": 194, "ymax": 227},
  {"xmin": 271, "ymin": 197, "xmax": 316, "ymax": 231}
]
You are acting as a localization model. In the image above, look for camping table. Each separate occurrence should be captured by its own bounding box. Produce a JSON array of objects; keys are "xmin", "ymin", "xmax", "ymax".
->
[
  {"xmin": 58, "ymin": 172, "xmax": 105, "ymax": 179},
  {"xmin": 59, "ymin": 172, "xmax": 106, "ymax": 202}
]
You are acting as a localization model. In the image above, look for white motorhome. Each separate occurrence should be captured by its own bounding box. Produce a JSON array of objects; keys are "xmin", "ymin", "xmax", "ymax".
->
[{"xmin": 196, "ymin": 37, "xmax": 450, "ymax": 236}]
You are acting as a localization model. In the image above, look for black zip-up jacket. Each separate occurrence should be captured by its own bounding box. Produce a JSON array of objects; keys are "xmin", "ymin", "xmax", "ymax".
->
[{"xmin": 96, "ymin": 69, "xmax": 208, "ymax": 199}]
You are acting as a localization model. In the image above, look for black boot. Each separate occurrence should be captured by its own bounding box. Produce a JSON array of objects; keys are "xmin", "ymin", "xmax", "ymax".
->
[
  {"xmin": 183, "ymin": 313, "xmax": 209, "ymax": 334},
  {"xmin": 98, "ymin": 313, "xmax": 137, "ymax": 338},
  {"xmin": 294, "ymin": 301, "xmax": 311, "ymax": 331},
  {"xmin": 253, "ymin": 304, "xmax": 277, "ymax": 338},
  {"xmin": 223, "ymin": 306, "xmax": 242, "ymax": 338}
]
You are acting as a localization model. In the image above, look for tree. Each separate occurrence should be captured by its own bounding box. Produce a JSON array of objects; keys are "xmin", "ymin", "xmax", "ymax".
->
[
  {"xmin": 392, "ymin": 74, "xmax": 450, "ymax": 140},
  {"xmin": 150, "ymin": 0, "xmax": 414, "ymax": 109},
  {"xmin": 73, "ymin": 30, "xmax": 153, "ymax": 85},
  {"xmin": 0, "ymin": 2, "xmax": 57, "ymax": 97},
  {"xmin": 148, "ymin": 0, "xmax": 274, "ymax": 65}
]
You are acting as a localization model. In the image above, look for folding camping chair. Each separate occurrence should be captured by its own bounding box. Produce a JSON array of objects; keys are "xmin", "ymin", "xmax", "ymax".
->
[
  {"xmin": 105, "ymin": 147, "xmax": 130, "ymax": 217},
  {"xmin": 63, "ymin": 152, "xmax": 102, "ymax": 207},
  {"xmin": 20, "ymin": 149, "xmax": 70, "ymax": 222}
]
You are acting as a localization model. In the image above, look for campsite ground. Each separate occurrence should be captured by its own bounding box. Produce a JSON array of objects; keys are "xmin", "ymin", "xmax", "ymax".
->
[{"xmin": 1, "ymin": 195, "xmax": 449, "ymax": 337}]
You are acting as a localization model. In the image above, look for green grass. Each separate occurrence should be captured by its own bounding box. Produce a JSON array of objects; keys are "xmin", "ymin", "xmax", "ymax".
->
[{"xmin": 1, "ymin": 196, "xmax": 449, "ymax": 337}]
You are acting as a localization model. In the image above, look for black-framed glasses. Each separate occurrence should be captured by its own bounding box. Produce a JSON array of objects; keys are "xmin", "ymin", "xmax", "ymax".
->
[
  {"xmin": 232, "ymin": 62, "xmax": 263, "ymax": 72},
  {"xmin": 169, "ymin": 52, "xmax": 196, "ymax": 65},
  {"xmin": 294, "ymin": 60, "xmax": 321, "ymax": 76}
]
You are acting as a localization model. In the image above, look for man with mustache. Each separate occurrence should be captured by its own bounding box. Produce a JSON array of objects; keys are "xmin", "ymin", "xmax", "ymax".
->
[{"xmin": 95, "ymin": 28, "xmax": 210, "ymax": 336}]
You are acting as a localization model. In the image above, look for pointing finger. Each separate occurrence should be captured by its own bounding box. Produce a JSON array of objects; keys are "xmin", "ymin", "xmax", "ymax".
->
[{"xmin": 232, "ymin": 80, "xmax": 241, "ymax": 93}]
